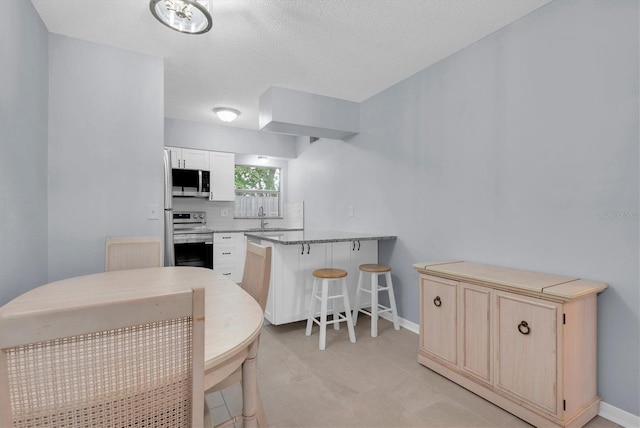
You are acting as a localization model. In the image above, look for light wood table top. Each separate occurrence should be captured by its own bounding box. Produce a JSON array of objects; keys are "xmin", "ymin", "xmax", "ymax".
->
[{"xmin": 0, "ymin": 266, "xmax": 264, "ymax": 388}]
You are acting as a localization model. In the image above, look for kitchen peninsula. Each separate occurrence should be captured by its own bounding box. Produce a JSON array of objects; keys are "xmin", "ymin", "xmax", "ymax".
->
[{"xmin": 245, "ymin": 230, "xmax": 396, "ymax": 325}]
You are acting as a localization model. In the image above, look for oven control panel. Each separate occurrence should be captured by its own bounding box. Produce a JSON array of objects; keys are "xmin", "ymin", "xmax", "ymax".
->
[{"xmin": 173, "ymin": 211, "xmax": 206, "ymax": 225}]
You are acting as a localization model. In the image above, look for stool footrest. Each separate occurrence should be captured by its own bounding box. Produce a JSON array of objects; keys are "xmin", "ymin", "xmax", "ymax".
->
[
  {"xmin": 357, "ymin": 306, "xmax": 393, "ymax": 316},
  {"xmin": 310, "ymin": 313, "xmax": 350, "ymax": 326},
  {"xmin": 313, "ymin": 294, "xmax": 345, "ymax": 301}
]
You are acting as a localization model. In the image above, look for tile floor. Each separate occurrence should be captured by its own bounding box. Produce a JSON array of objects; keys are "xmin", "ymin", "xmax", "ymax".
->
[{"xmin": 206, "ymin": 317, "xmax": 621, "ymax": 428}]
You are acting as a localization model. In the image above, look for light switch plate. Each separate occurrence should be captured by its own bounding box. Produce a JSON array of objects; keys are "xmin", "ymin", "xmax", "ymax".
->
[
  {"xmin": 347, "ymin": 206, "xmax": 354, "ymax": 217},
  {"xmin": 147, "ymin": 204, "xmax": 159, "ymax": 220}
]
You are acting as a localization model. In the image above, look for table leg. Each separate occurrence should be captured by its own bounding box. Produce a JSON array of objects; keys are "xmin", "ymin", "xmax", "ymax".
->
[{"xmin": 242, "ymin": 338, "xmax": 261, "ymax": 428}]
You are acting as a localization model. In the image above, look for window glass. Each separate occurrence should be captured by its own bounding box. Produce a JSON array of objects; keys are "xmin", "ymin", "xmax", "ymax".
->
[{"xmin": 234, "ymin": 165, "xmax": 281, "ymax": 217}]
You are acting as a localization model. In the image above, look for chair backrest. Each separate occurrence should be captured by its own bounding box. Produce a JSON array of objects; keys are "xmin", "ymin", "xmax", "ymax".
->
[
  {"xmin": 105, "ymin": 235, "xmax": 162, "ymax": 271},
  {"xmin": 0, "ymin": 288, "xmax": 205, "ymax": 428},
  {"xmin": 241, "ymin": 242, "xmax": 272, "ymax": 311}
]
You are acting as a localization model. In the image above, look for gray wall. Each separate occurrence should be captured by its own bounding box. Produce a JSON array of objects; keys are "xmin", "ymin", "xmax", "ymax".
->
[
  {"xmin": 288, "ymin": 0, "xmax": 639, "ymax": 415},
  {"xmin": 0, "ymin": 0, "xmax": 49, "ymax": 305},
  {"xmin": 47, "ymin": 35, "xmax": 164, "ymax": 281},
  {"xmin": 165, "ymin": 118, "xmax": 297, "ymax": 158}
]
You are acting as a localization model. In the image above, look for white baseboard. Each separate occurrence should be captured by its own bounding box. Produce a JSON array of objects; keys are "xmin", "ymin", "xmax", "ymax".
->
[
  {"xmin": 599, "ymin": 401, "xmax": 640, "ymax": 427},
  {"xmin": 379, "ymin": 312, "xmax": 419, "ymax": 334},
  {"xmin": 381, "ymin": 314, "xmax": 640, "ymax": 427}
]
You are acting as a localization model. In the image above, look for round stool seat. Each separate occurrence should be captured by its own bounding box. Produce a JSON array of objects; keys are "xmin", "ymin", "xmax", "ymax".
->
[
  {"xmin": 313, "ymin": 268, "xmax": 348, "ymax": 279},
  {"xmin": 359, "ymin": 264, "xmax": 391, "ymax": 273}
]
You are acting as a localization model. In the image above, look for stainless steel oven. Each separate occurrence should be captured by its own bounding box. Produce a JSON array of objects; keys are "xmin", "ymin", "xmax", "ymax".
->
[{"xmin": 173, "ymin": 211, "xmax": 213, "ymax": 269}]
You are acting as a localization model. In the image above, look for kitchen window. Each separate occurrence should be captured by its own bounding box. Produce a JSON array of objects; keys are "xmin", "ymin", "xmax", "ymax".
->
[{"xmin": 234, "ymin": 165, "xmax": 281, "ymax": 218}]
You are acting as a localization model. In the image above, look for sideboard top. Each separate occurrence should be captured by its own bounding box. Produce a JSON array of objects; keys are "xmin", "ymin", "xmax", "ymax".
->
[{"xmin": 413, "ymin": 261, "xmax": 608, "ymax": 300}]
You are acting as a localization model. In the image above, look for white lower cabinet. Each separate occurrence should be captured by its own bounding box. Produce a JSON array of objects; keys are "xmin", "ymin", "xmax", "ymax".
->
[
  {"xmin": 330, "ymin": 240, "xmax": 377, "ymax": 313},
  {"xmin": 264, "ymin": 240, "xmax": 379, "ymax": 325},
  {"xmin": 415, "ymin": 261, "xmax": 607, "ymax": 428},
  {"xmin": 213, "ymin": 232, "xmax": 245, "ymax": 283}
]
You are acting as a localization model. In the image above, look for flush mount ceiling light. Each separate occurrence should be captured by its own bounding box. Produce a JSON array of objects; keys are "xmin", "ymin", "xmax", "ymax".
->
[
  {"xmin": 213, "ymin": 107, "xmax": 241, "ymax": 122},
  {"xmin": 149, "ymin": 0, "xmax": 212, "ymax": 35}
]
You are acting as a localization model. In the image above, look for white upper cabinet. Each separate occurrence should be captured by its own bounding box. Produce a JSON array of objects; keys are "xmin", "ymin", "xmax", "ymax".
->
[
  {"xmin": 209, "ymin": 152, "xmax": 235, "ymax": 201},
  {"xmin": 167, "ymin": 146, "xmax": 210, "ymax": 170}
]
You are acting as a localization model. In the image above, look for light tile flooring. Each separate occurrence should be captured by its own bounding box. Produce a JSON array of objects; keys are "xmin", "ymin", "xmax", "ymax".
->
[{"xmin": 207, "ymin": 317, "xmax": 621, "ymax": 428}]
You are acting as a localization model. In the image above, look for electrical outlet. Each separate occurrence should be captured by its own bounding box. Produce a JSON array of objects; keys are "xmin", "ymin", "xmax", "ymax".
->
[
  {"xmin": 147, "ymin": 204, "xmax": 159, "ymax": 220},
  {"xmin": 221, "ymin": 208, "xmax": 228, "ymax": 217},
  {"xmin": 347, "ymin": 206, "xmax": 354, "ymax": 217}
]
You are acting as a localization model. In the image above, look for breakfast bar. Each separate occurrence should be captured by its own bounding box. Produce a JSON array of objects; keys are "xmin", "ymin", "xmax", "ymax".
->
[{"xmin": 245, "ymin": 230, "xmax": 396, "ymax": 325}]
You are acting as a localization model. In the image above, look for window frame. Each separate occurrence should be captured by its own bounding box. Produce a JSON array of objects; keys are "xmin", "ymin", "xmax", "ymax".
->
[{"xmin": 234, "ymin": 163, "xmax": 284, "ymax": 219}]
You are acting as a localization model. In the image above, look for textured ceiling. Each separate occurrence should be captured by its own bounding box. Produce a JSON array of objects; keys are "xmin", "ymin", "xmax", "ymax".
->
[{"xmin": 31, "ymin": 0, "xmax": 551, "ymax": 131}]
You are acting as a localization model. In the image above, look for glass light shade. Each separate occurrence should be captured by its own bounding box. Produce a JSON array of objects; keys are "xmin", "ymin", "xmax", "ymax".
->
[
  {"xmin": 214, "ymin": 108, "xmax": 240, "ymax": 122},
  {"xmin": 150, "ymin": 0, "xmax": 212, "ymax": 34}
]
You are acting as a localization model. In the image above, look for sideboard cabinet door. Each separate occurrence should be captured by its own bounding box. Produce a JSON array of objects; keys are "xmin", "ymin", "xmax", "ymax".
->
[
  {"xmin": 495, "ymin": 291, "xmax": 562, "ymax": 416},
  {"xmin": 460, "ymin": 282, "xmax": 492, "ymax": 384},
  {"xmin": 420, "ymin": 275, "xmax": 458, "ymax": 366}
]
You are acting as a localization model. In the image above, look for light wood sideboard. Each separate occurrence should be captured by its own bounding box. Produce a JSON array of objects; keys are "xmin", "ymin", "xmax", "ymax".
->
[{"xmin": 413, "ymin": 261, "xmax": 608, "ymax": 428}]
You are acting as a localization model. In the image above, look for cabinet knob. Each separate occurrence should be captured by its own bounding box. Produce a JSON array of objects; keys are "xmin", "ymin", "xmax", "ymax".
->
[
  {"xmin": 433, "ymin": 296, "xmax": 442, "ymax": 307},
  {"xmin": 518, "ymin": 320, "xmax": 531, "ymax": 335}
]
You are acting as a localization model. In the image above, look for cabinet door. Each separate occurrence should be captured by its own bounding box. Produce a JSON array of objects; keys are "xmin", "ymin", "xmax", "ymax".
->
[
  {"xmin": 181, "ymin": 148, "xmax": 209, "ymax": 170},
  {"xmin": 420, "ymin": 275, "xmax": 457, "ymax": 365},
  {"xmin": 494, "ymin": 292, "xmax": 561, "ymax": 415},
  {"xmin": 330, "ymin": 240, "xmax": 378, "ymax": 313},
  {"xmin": 268, "ymin": 243, "xmax": 328, "ymax": 325},
  {"xmin": 209, "ymin": 152, "xmax": 235, "ymax": 201},
  {"xmin": 166, "ymin": 146, "xmax": 182, "ymax": 169},
  {"xmin": 298, "ymin": 243, "xmax": 328, "ymax": 320},
  {"xmin": 460, "ymin": 282, "xmax": 492, "ymax": 384}
]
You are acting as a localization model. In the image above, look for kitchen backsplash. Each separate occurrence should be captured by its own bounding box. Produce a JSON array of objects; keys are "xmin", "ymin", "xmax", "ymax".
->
[{"xmin": 173, "ymin": 199, "xmax": 304, "ymax": 230}]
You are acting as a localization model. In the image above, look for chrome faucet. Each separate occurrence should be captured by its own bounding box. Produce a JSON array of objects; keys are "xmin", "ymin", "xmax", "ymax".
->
[{"xmin": 258, "ymin": 206, "xmax": 268, "ymax": 229}]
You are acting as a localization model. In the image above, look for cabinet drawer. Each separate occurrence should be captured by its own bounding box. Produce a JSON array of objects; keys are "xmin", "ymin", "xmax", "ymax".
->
[
  {"xmin": 214, "ymin": 233, "xmax": 242, "ymax": 244},
  {"xmin": 420, "ymin": 275, "xmax": 457, "ymax": 365},
  {"xmin": 214, "ymin": 244, "xmax": 239, "ymax": 264},
  {"xmin": 495, "ymin": 292, "xmax": 561, "ymax": 416},
  {"xmin": 215, "ymin": 265, "xmax": 238, "ymax": 281}
]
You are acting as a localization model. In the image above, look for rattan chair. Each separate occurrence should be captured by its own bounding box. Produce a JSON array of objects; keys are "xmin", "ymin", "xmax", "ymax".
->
[
  {"xmin": 105, "ymin": 235, "xmax": 162, "ymax": 271},
  {"xmin": 0, "ymin": 288, "xmax": 205, "ymax": 428},
  {"xmin": 204, "ymin": 241, "xmax": 271, "ymax": 428}
]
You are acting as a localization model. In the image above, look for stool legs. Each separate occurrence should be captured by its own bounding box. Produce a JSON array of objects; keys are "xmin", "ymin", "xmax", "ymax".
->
[
  {"xmin": 341, "ymin": 277, "xmax": 356, "ymax": 344},
  {"xmin": 385, "ymin": 271, "xmax": 400, "ymax": 331},
  {"xmin": 306, "ymin": 277, "xmax": 319, "ymax": 337},
  {"xmin": 352, "ymin": 270, "xmax": 364, "ymax": 326},
  {"xmin": 353, "ymin": 268, "xmax": 400, "ymax": 337},
  {"xmin": 306, "ymin": 275, "xmax": 356, "ymax": 350},
  {"xmin": 370, "ymin": 272, "xmax": 379, "ymax": 337}
]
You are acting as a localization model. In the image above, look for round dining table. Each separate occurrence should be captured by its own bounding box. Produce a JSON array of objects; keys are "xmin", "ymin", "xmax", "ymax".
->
[{"xmin": 0, "ymin": 266, "xmax": 265, "ymax": 427}]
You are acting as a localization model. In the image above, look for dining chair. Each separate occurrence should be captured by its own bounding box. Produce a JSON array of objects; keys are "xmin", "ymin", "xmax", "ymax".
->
[
  {"xmin": 0, "ymin": 287, "xmax": 205, "ymax": 428},
  {"xmin": 204, "ymin": 241, "xmax": 272, "ymax": 428},
  {"xmin": 105, "ymin": 235, "xmax": 162, "ymax": 271}
]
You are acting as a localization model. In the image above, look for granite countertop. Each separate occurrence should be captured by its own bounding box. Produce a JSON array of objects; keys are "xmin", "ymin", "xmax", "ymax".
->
[
  {"xmin": 244, "ymin": 230, "xmax": 397, "ymax": 245},
  {"xmin": 207, "ymin": 227, "xmax": 303, "ymax": 234}
]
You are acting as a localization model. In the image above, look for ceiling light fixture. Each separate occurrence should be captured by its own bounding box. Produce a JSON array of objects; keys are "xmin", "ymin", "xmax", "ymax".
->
[
  {"xmin": 213, "ymin": 107, "xmax": 240, "ymax": 123},
  {"xmin": 149, "ymin": 0, "xmax": 212, "ymax": 35}
]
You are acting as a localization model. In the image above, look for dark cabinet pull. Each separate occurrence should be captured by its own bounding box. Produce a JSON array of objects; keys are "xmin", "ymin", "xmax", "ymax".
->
[
  {"xmin": 222, "ymin": 252, "xmax": 231, "ymax": 255},
  {"xmin": 307, "ymin": 243, "xmax": 310, "ymax": 254},
  {"xmin": 301, "ymin": 243, "xmax": 304, "ymax": 255},
  {"xmin": 518, "ymin": 321, "xmax": 531, "ymax": 335},
  {"xmin": 352, "ymin": 241, "xmax": 356, "ymax": 251},
  {"xmin": 357, "ymin": 240, "xmax": 361, "ymax": 251},
  {"xmin": 433, "ymin": 296, "xmax": 442, "ymax": 307}
]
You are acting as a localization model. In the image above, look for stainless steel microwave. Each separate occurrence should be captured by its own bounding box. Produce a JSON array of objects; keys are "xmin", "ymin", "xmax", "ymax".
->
[{"xmin": 172, "ymin": 169, "xmax": 210, "ymax": 198}]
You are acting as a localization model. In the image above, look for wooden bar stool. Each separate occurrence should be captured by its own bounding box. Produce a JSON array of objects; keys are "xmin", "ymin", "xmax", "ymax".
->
[
  {"xmin": 353, "ymin": 264, "xmax": 400, "ymax": 337},
  {"xmin": 305, "ymin": 268, "xmax": 356, "ymax": 350}
]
